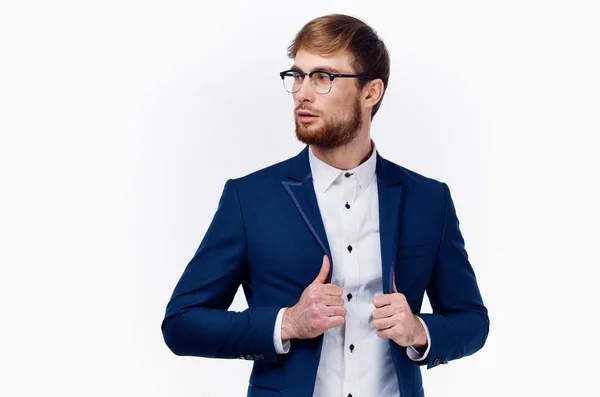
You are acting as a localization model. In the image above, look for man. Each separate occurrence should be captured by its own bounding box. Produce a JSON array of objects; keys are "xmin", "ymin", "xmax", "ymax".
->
[{"xmin": 161, "ymin": 14, "xmax": 489, "ymax": 397}]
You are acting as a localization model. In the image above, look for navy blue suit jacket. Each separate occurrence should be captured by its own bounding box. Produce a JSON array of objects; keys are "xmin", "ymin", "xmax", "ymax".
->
[{"xmin": 161, "ymin": 146, "xmax": 489, "ymax": 397}]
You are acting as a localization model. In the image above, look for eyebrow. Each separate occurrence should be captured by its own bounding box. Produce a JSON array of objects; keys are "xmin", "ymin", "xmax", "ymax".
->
[{"xmin": 290, "ymin": 65, "xmax": 342, "ymax": 74}]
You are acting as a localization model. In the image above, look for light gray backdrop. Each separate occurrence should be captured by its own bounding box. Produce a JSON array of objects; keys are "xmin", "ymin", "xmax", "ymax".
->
[{"xmin": 1, "ymin": 1, "xmax": 598, "ymax": 396}]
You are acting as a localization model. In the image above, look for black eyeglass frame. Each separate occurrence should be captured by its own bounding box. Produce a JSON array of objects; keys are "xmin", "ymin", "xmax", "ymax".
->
[{"xmin": 279, "ymin": 69, "xmax": 377, "ymax": 94}]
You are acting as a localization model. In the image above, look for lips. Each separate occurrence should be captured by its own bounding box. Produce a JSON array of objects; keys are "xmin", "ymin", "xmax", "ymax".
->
[
  {"xmin": 296, "ymin": 106, "xmax": 318, "ymax": 115},
  {"xmin": 298, "ymin": 112, "xmax": 318, "ymax": 124},
  {"xmin": 296, "ymin": 108, "xmax": 319, "ymax": 124}
]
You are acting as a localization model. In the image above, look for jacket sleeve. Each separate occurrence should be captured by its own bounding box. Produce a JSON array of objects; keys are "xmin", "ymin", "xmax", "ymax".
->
[
  {"xmin": 161, "ymin": 179, "xmax": 282, "ymax": 363},
  {"xmin": 418, "ymin": 182, "xmax": 490, "ymax": 369}
]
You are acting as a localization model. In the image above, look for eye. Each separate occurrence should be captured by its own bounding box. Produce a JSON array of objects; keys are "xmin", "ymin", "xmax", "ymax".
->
[
  {"xmin": 312, "ymin": 72, "xmax": 330, "ymax": 82},
  {"xmin": 292, "ymin": 72, "xmax": 303, "ymax": 81}
]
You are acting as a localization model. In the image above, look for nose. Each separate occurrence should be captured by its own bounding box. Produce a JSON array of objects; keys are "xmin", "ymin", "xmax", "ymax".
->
[{"xmin": 293, "ymin": 75, "xmax": 315, "ymax": 103}]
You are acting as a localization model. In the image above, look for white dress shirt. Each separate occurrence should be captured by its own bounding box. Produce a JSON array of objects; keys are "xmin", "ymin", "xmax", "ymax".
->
[{"xmin": 273, "ymin": 142, "xmax": 431, "ymax": 397}]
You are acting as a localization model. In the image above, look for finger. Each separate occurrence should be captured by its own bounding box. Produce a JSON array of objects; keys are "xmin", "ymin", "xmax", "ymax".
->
[
  {"xmin": 372, "ymin": 315, "xmax": 397, "ymax": 330},
  {"xmin": 326, "ymin": 315, "xmax": 345, "ymax": 329},
  {"xmin": 372, "ymin": 305, "xmax": 397, "ymax": 320},
  {"xmin": 323, "ymin": 297, "xmax": 345, "ymax": 306},
  {"xmin": 392, "ymin": 272, "xmax": 398, "ymax": 293},
  {"xmin": 313, "ymin": 255, "xmax": 330, "ymax": 284},
  {"xmin": 322, "ymin": 305, "xmax": 347, "ymax": 318},
  {"xmin": 376, "ymin": 328, "xmax": 392, "ymax": 340},
  {"xmin": 319, "ymin": 283, "xmax": 343, "ymax": 296},
  {"xmin": 372, "ymin": 294, "xmax": 393, "ymax": 308},
  {"xmin": 374, "ymin": 291, "xmax": 408, "ymax": 307}
]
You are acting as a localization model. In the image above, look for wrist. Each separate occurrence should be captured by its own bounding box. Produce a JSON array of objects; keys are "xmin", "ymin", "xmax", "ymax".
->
[
  {"xmin": 281, "ymin": 307, "xmax": 296, "ymax": 341},
  {"xmin": 412, "ymin": 315, "xmax": 428, "ymax": 347}
]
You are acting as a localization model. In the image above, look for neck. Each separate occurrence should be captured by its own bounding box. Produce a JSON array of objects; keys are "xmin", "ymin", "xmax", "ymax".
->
[{"xmin": 310, "ymin": 134, "xmax": 373, "ymax": 171}]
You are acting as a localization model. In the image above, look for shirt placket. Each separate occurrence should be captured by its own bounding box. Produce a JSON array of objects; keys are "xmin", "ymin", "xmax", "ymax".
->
[{"xmin": 341, "ymin": 172, "xmax": 360, "ymax": 397}]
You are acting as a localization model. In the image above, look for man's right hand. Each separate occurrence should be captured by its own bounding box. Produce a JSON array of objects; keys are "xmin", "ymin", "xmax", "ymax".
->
[{"xmin": 281, "ymin": 255, "xmax": 346, "ymax": 342}]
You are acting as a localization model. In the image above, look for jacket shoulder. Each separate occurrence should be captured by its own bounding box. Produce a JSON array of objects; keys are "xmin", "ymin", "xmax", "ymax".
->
[
  {"xmin": 229, "ymin": 151, "xmax": 302, "ymax": 190},
  {"xmin": 379, "ymin": 156, "xmax": 445, "ymax": 191}
]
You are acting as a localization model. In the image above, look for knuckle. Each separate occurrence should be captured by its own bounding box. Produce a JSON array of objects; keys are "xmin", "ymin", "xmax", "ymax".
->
[{"xmin": 310, "ymin": 305, "xmax": 321, "ymax": 316}]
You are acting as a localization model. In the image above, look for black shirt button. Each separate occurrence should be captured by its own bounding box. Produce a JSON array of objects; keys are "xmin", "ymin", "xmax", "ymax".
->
[
  {"xmin": 347, "ymin": 293, "xmax": 352, "ymax": 301},
  {"xmin": 348, "ymin": 394, "xmax": 352, "ymax": 397},
  {"xmin": 349, "ymin": 344, "xmax": 355, "ymax": 352},
  {"xmin": 347, "ymin": 245, "xmax": 353, "ymax": 253},
  {"xmin": 345, "ymin": 202, "xmax": 350, "ymax": 209},
  {"xmin": 344, "ymin": 172, "xmax": 353, "ymax": 178}
]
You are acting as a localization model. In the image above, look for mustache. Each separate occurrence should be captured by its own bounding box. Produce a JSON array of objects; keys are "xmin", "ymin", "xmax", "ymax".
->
[{"xmin": 294, "ymin": 106, "xmax": 319, "ymax": 116}]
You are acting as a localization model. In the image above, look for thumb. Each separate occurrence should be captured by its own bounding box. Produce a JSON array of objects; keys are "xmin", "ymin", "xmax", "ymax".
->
[
  {"xmin": 392, "ymin": 272, "xmax": 398, "ymax": 293},
  {"xmin": 314, "ymin": 255, "xmax": 330, "ymax": 284}
]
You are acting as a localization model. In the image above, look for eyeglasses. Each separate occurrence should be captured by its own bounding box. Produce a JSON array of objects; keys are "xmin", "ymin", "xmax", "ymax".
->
[{"xmin": 279, "ymin": 69, "xmax": 376, "ymax": 95}]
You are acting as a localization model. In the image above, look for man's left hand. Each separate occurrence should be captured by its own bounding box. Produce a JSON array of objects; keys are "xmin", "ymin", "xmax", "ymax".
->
[{"xmin": 371, "ymin": 276, "xmax": 428, "ymax": 348}]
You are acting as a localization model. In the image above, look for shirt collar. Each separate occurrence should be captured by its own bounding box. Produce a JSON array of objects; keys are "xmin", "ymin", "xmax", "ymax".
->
[{"xmin": 308, "ymin": 140, "xmax": 378, "ymax": 193}]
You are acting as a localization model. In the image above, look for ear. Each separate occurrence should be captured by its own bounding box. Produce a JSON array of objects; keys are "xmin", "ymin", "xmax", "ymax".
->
[{"xmin": 362, "ymin": 78, "xmax": 385, "ymax": 110}]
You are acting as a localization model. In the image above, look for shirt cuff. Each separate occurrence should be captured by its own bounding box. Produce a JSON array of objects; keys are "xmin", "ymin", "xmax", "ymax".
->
[
  {"xmin": 406, "ymin": 316, "xmax": 431, "ymax": 361},
  {"xmin": 273, "ymin": 307, "xmax": 291, "ymax": 354}
]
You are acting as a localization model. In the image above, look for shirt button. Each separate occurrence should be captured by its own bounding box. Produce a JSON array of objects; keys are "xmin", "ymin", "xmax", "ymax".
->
[
  {"xmin": 347, "ymin": 293, "xmax": 352, "ymax": 301},
  {"xmin": 349, "ymin": 344, "xmax": 355, "ymax": 352},
  {"xmin": 347, "ymin": 245, "xmax": 353, "ymax": 253},
  {"xmin": 345, "ymin": 202, "xmax": 350, "ymax": 209},
  {"xmin": 348, "ymin": 394, "xmax": 352, "ymax": 397},
  {"xmin": 344, "ymin": 172, "xmax": 353, "ymax": 178}
]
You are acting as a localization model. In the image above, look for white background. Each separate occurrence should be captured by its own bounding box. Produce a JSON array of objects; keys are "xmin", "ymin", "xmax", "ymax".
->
[{"xmin": 1, "ymin": 1, "xmax": 599, "ymax": 396}]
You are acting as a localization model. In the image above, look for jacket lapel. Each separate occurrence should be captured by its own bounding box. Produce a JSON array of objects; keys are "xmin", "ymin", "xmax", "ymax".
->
[
  {"xmin": 376, "ymin": 153, "xmax": 407, "ymax": 294},
  {"xmin": 281, "ymin": 146, "xmax": 333, "ymax": 281}
]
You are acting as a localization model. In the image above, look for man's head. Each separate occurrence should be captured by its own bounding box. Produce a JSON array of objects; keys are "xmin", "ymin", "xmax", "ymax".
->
[{"xmin": 285, "ymin": 14, "xmax": 390, "ymax": 150}]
